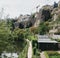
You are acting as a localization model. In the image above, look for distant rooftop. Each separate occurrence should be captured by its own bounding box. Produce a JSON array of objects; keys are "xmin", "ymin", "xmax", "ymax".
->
[{"xmin": 37, "ymin": 35, "xmax": 57, "ymax": 43}]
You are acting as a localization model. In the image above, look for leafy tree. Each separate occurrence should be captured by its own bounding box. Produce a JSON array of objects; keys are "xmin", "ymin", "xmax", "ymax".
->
[
  {"xmin": 0, "ymin": 24, "xmax": 13, "ymax": 53},
  {"xmin": 6, "ymin": 18, "xmax": 15, "ymax": 31},
  {"xmin": 13, "ymin": 28, "xmax": 27, "ymax": 51}
]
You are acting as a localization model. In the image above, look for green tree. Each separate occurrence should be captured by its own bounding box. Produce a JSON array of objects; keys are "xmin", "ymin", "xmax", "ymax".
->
[{"xmin": 13, "ymin": 28, "xmax": 27, "ymax": 51}]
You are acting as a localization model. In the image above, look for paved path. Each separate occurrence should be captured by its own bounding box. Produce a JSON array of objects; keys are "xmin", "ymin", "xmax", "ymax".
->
[
  {"xmin": 40, "ymin": 52, "xmax": 46, "ymax": 58},
  {"xmin": 28, "ymin": 40, "xmax": 32, "ymax": 58},
  {"xmin": 57, "ymin": 51, "xmax": 60, "ymax": 54}
]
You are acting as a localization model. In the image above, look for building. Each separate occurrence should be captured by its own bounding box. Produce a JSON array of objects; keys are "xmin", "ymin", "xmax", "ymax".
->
[
  {"xmin": 37, "ymin": 35, "xmax": 60, "ymax": 51},
  {"xmin": 1, "ymin": 52, "xmax": 18, "ymax": 58}
]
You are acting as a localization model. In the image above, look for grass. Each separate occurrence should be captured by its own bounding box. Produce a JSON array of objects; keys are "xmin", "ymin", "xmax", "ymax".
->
[
  {"xmin": 27, "ymin": 35, "xmax": 37, "ymax": 41},
  {"xmin": 49, "ymin": 55, "xmax": 60, "ymax": 58},
  {"xmin": 44, "ymin": 51, "xmax": 60, "ymax": 58},
  {"xmin": 44, "ymin": 51, "xmax": 49, "ymax": 58}
]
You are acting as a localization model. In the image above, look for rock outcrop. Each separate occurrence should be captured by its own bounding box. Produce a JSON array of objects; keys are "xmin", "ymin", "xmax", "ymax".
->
[{"xmin": 14, "ymin": 1, "xmax": 60, "ymax": 29}]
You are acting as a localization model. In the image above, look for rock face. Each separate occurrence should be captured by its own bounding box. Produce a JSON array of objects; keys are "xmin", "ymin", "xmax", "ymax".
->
[
  {"xmin": 14, "ymin": 5, "xmax": 53, "ymax": 28},
  {"xmin": 53, "ymin": 2, "xmax": 58, "ymax": 8},
  {"xmin": 17, "ymin": 14, "xmax": 30, "ymax": 22},
  {"xmin": 41, "ymin": 5, "xmax": 53, "ymax": 10},
  {"xmin": 58, "ymin": 1, "xmax": 60, "ymax": 7},
  {"xmin": 41, "ymin": 9, "xmax": 51, "ymax": 21},
  {"xmin": 14, "ymin": 14, "xmax": 31, "ymax": 28},
  {"xmin": 33, "ymin": 5, "xmax": 53, "ymax": 27},
  {"xmin": 14, "ymin": 1, "xmax": 60, "ymax": 29},
  {"xmin": 39, "ymin": 5, "xmax": 53, "ymax": 21},
  {"xmin": 16, "ymin": 13, "xmax": 41, "ymax": 28},
  {"xmin": 15, "ymin": 5, "xmax": 54, "ymax": 28},
  {"xmin": 33, "ymin": 12, "xmax": 41, "ymax": 27},
  {"xmin": 49, "ymin": 1, "xmax": 60, "ymax": 34}
]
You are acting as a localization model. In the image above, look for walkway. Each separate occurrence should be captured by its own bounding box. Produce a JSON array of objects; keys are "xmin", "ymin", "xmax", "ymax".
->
[
  {"xmin": 40, "ymin": 51, "xmax": 46, "ymax": 58},
  {"xmin": 57, "ymin": 51, "xmax": 60, "ymax": 54},
  {"xmin": 27, "ymin": 40, "xmax": 32, "ymax": 58}
]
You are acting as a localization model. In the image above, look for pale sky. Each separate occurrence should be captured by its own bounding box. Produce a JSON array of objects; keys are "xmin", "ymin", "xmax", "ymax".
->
[{"xmin": 0, "ymin": 0, "xmax": 59, "ymax": 18}]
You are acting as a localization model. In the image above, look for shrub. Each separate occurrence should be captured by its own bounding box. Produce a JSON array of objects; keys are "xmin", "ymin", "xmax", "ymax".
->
[
  {"xmin": 30, "ymin": 27, "xmax": 38, "ymax": 34},
  {"xmin": 18, "ymin": 42, "xmax": 29, "ymax": 58}
]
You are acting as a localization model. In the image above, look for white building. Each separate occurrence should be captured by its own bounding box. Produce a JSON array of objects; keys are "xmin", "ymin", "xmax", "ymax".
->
[{"xmin": 1, "ymin": 51, "xmax": 18, "ymax": 58}]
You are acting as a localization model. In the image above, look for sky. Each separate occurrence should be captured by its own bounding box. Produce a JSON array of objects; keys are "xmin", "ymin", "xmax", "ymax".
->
[{"xmin": 0, "ymin": 0, "xmax": 59, "ymax": 18}]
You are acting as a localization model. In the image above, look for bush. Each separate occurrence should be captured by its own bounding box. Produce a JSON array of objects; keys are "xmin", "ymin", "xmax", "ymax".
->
[
  {"xmin": 38, "ymin": 22, "xmax": 49, "ymax": 35},
  {"xmin": 45, "ymin": 51, "xmax": 60, "ymax": 58},
  {"xmin": 30, "ymin": 27, "xmax": 38, "ymax": 34},
  {"xmin": 46, "ymin": 51, "xmax": 58, "ymax": 54},
  {"xmin": 44, "ymin": 51, "xmax": 49, "ymax": 58},
  {"xmin": 32, "ymin": 40, "xmax": 40, "ymax": 58},
  {"xmin": 18, "ymin": 42, "xmax": 29, "ymax": 58},
  {"xmin": 32, "ymin": 49, "xmax": 40, "ymax": 58}
]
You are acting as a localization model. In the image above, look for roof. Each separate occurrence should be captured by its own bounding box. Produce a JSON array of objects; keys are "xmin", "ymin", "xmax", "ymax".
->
[{"xmin": 37, "ymin": 35, "xmax": 57, "ymax": 43}]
